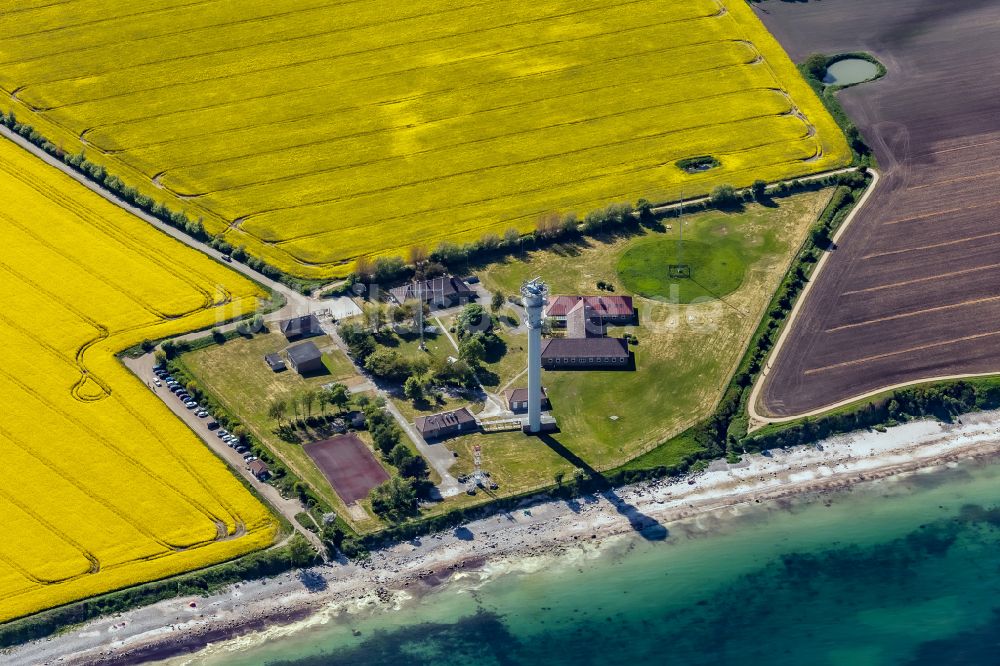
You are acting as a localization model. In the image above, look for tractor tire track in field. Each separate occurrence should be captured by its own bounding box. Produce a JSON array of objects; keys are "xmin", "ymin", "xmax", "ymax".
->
[
  {"xmin": 110, "ymin": 389, "xmax": 250, "ymax": 538},
  {"xmin": 251, "ymin": 117, "xmax": 814, "ymax": 236},
  {"xmin": 73, "ymin": 34, "xmax": 745, "ymax": 149},
  {"xmin": 165, "ymin": 84, "xmax": 787, "ymax": 198},
  {"xmin": 0, "ymin": 0, "xmax": 366, "ymax": 67},
  {"xmin": 0, "ymin": 258, "xmax": 113, "ymax": 401},
  {"xmin": 0, "ymin": 419, "xmax": 192, "ymax": 552},
  {"xmin": 147, "ymin": 68, "xmax": 771, "ymax": 178},
  {"xmin": 752, "ymin": 0, "xmax": 1000, "ymax": 418},
  {"xmin": 264, "ymin": 139, "xmax": 826, "ymax": 266},
  {"xmin": 6, "ymin": 0, "xmax": 635, "ymax": 82},
  {"xmin": 0, "ymin": 159, "xmax": 233, "ymax": 308},
  {"xmin": 0, "ymin": 486, "xmax": 101, "ymax": 579},
  {"xmin": 0, "ymin": 363, "xmax": 242, "ymax": 539},
  {"xmin": 18, "ymin": 0, "xmax": 711, "ymax": 109},
  {"xmin": 0, "ymin": 0, "xmax": 223, "ymax": 41},
  {"xmin": 0, "ymin": 163, "xmax": 221, "ymax": 311},
  {"xmin": 94, "ymin": 39, "xmax": 759, "ymax": 157}
]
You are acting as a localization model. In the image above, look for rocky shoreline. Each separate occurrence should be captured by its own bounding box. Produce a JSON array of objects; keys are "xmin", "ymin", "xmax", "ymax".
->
[{"xmin": 10, "ymin": 410, "xmax": 1000, "ymax": 666}]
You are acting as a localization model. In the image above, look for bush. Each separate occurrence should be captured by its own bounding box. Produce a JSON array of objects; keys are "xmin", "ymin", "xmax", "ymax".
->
[
  {"xmin": 369, "ymin": 477, "xmax": 418, "ymax": 521},
  {"xmin": 709, "ymin": 184, "xmax": 740, "ymax": 208},
  {"xmin": 804, "ymin": 52, "xmax": 829, "ymax": 80}
]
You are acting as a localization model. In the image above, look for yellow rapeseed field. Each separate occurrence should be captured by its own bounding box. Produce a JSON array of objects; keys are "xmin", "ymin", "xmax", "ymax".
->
[
  {"xmin": 0, "ymin": 0, "xmax": 849, "ymax": 278},
  {"xmin": 0, "ymin": 138, "xmax": 277, "ymax": 624}
]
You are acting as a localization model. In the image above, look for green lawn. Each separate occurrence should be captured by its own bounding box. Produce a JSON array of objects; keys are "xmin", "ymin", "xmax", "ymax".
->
[
  {"xmin": 474, "ymin": 190, "xmax": 833, "ymax": 481},
  {"xmin": 179, "ymin": 331, "xmax": 382, "ymax": 531},
  {"xmin": 448, "ymin": 430, "xmax": 575, "ymax": 493},
  {"xmin": 617, "ymin": 238, "xmax": 747, "ymax": 303}
]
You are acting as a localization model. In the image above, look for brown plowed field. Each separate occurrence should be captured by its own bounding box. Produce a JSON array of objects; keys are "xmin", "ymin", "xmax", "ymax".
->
[{"xmin": 755, "ymin": 0, "xmax": 1000, "ymax": 417}]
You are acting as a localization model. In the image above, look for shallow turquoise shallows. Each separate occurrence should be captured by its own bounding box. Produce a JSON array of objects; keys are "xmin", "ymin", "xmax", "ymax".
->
[
  {"xmin": 823, "ymin": 58, "xmax": 881, "ymax": 86},
  {"xmin": 187, "ymin": 456, "xmax": 1000, "ymax": 666}
]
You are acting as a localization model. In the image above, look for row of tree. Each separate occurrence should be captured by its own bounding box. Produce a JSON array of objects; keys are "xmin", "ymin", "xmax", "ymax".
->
[
  {"xmin": 363, "ymin": 401, "xmax": 432, "ymax": 521},
  {"xmin": 746, "ymin": 381, "xmax": 1000, "ymax": 452},
  {"xmin": 266, "ymin": 383, "xmax": 351, "ymax": 425}
]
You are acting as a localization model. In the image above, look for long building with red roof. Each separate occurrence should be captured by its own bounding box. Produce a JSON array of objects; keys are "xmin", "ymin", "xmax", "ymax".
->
[{"xmin": 544, "ymin": 295, "xmax": 635, "ymax": 324}]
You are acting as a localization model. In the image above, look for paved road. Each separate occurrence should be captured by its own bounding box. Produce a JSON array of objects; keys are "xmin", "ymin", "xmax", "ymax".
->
[
  {"xmin": 383, "ymin": 397, "xmax": 463, "ymax": 497},
  {"xmin": 321, "ymin": 320, "xmax": 464, "ymax": 496},
  {"xmin": 123, "ymin": 354, "xmax": 326, "ymax": 554}
]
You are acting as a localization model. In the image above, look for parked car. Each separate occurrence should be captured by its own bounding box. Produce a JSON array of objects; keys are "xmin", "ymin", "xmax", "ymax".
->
[
  {"xmin": 221, "ymin": 254, "xmax": 232, "ymax": 262},
  {"xmin": 216, "ymin": 430, "xmax": 229, "ymax": 439},
  {"xmin": 245, "ymin": 456, "xmax": 258, "ymax": 463},
  {"xmin": 242, "ymin": 452, "xmax": 254, "ymax": 460},
  {"xmin": 164, "ymin": 376, "xmax": 175, "ymax": 383},
  {"xmin": 207, "ymin": 421, "xmax": 220, "ymax": 430},
  {"xmin": 152, "ymin": 378, "xmax": 162, "ymax": 387},
  {"xmin": 170, "ymin": 386, "xmax": 183, "ymax": 394},
  {"xmin": 235, "ymin": 446, "xmax": 247, "ymax": 454},
  {"xmin": 196, "ymin": 410, "xmax": 208, "ymax": 418}
]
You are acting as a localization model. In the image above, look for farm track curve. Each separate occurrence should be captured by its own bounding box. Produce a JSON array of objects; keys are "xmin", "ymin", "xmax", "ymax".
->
[{"xmin": 754, "ymin": 0, "xmax": 1000, "ymax": 417}]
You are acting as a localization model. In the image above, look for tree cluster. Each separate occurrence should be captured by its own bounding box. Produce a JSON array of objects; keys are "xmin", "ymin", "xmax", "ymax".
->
[{"xmin": 363, "ymin": 403, "xmax": 431, "ymax": 521}]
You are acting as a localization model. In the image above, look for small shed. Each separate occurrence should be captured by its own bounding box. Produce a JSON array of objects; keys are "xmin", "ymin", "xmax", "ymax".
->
[
  {"xmin": 264, "ymin": 353, "xmax": 286, "ymax": 372},
  {"xmin": 503, "ymin": 387, "xmax": 550, "ymax": 413},
  {"xmin": 248, "ymin": 460, "xmax": 270, "ymax": 480},
  {"xmin": 286, "ymin": 341, "xmax": 325, "ymax": 375},
  {"xmin": 346, "ymin": 410, "xmax": 367, "ymax": 430},
  {"xmin": 414, "ymin": 407, "xmax": 477, "ymax": 440}
]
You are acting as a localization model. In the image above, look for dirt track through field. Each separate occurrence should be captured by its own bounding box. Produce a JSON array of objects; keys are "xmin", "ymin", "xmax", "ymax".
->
[{"xmin": 754, "ymin": 0, "xmax": 1000, "ymax": 417}]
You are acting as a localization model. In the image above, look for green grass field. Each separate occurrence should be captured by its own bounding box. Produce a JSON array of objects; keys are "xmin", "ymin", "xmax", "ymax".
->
[
  {"xmin": 617, "ymin": 238, "xmax": 747, "ymax": 303},
  {"xmin": 178, "ymin": 331, "xmax": 383, "ymax": 530},
  {"xmin": 477, "ymin": 190, "xmax": 833, "ymax": 481}
]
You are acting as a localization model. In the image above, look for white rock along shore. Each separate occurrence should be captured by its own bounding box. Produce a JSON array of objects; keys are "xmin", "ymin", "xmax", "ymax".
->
[{"xmin": 9, "ymin": 410, "xmax": 1000, "ymax": 666}]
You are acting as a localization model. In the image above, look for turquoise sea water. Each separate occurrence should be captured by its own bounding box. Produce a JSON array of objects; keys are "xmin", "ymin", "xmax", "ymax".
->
[{"xmin": 183, "ymin": 457, "xmax": 1000, "ymax": 666}]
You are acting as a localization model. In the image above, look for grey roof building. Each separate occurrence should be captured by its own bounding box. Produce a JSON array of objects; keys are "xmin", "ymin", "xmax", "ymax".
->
[
  {"xmin": 286, "ymin": 341, "xmax": 325, "ymax": 375},
  {"xmin": 540, "ymin": 337, "xmax": 630, "ymax": 369},
  {"xmin": 389, "ymin": 276, "xmax": 475, "ymax": 308},
  {"xmin": 279, "ymin": 314, "xmax": 323, "ymax": 340},
  {"xmin": 264, "ymin": 353, "xmax": 286, "ymax": 372},
  {"xmin": 503, "ymin": 387, "xmax": 550, "ymax": 413},
  {"xmin": 414, "ymin": 407, "xmax": 477, "ymax": 440},
  {"xmin": 248, "ymin": 460, "xmax": 270, "ymax": 480}
]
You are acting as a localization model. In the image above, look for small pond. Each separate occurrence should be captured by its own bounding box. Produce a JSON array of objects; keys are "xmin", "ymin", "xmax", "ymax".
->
[{"xmin": 823, "ymin": 58, "xmax": 880, "ymax": 86}]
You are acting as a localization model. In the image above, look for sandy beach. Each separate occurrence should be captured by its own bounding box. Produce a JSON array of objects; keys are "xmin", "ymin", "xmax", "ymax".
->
[{"xmin": 8, "ymin": 410, "xmax": 1000, "ymax": 666}]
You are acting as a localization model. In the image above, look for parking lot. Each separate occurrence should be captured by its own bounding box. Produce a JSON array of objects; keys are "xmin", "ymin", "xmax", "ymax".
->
[{"xmin": 123, "ymin": 352, "xmax": 325, "ymax": 551}]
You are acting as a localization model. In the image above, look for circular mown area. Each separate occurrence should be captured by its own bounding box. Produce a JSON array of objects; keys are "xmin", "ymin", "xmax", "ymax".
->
[{"xmin": 616, "ymin": 239, "xmax": 746, "ymax": 303}]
